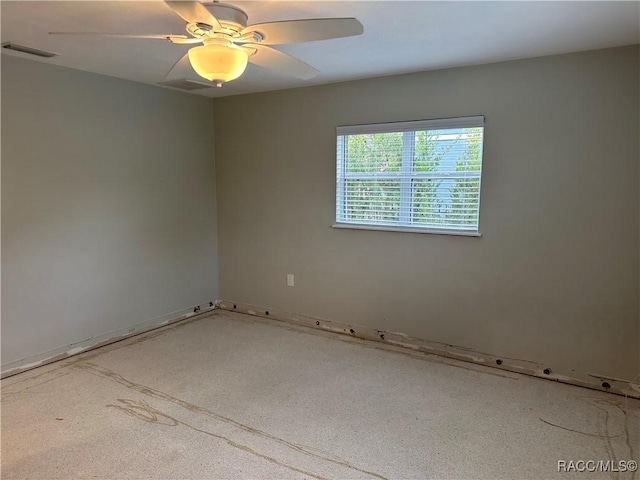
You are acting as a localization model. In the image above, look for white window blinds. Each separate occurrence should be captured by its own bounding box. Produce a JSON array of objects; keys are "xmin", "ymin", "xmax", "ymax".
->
[{"xmin": 335, "ymin": 116, "xmax": 485, "ymax": 234}]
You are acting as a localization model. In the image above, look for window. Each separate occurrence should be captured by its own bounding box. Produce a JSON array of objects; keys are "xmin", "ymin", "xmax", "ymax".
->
[{"xmin": 335, "ymin": 116, "xmax": 484, "ymax": 236}]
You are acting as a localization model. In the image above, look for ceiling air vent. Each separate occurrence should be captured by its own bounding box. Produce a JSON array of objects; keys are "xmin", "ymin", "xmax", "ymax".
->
[
  {"xmin": 2, "ymin": 42, "xmax": 59, "ymax": 58},
  {"xmin": 158, "ymin": 79, "xmax": 212, "ymax": 91}
]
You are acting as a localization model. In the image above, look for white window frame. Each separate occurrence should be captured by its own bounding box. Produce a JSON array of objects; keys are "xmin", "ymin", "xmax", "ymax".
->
[{"xmin": 333, "ymin": 116, "xmax": 485, "ymax": 237}]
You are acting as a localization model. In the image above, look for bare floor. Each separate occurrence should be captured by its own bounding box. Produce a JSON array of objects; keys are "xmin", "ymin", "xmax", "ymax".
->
[{"xmin": 2, "ymin": 311, "xmax": 638, "ymax": 479}]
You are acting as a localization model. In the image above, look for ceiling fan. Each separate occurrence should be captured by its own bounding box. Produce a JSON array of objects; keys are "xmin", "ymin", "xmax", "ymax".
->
[{"xmin": 50, "ymin": 0, "xmax": 364, "ymax": 87}]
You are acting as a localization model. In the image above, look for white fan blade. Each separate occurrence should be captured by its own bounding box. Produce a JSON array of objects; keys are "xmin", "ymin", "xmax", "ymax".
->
[
  {"xmin": 244, "ymin": 44, "xmax": 318, "ymax": 80},
  {"xmin": 48, "ymin": 32, "xmax": 201, "ymax": 44},
  {"xmin": 165, "ymin": 1, "xmax": 222, "ymax": 30},
  {"xmin": 241, "ymin": 18, "xmax": 363, "ymax": 45},
  {"xmin": 166, "ymin": 52, "xmax": 194, "ymax": 79},
  {"xmin": 169, "ymin": 37, "xmax": 203, "ymax": 45}
]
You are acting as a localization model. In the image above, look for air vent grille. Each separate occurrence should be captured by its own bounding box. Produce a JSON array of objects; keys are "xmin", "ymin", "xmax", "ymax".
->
[
  {"xmin": 2, "ymin": 42, "xmax": 59, "ymax": 58},
  {"xmin": 158, "ymin": 79, "xmax": 212, "ymax": 91}
]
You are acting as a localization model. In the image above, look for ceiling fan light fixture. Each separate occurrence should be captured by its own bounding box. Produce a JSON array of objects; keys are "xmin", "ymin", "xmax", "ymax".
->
[{"xmin": 188, "ymin": 40, "xmax": 248, "ymax": 86}]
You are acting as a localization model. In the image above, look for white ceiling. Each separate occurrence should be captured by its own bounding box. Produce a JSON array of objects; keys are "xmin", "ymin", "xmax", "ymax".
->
[{"xmin": 2, "ymin": 1, "xmax": 639, "ymax": 98}]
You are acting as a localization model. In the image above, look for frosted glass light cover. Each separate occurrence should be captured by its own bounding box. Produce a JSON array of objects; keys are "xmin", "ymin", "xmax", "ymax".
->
[{"xmin": 188, "ymin": 44, "xmax": 249, "ymax": 83}]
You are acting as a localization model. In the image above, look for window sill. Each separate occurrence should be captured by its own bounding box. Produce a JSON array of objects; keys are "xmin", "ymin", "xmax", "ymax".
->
[{"xmin": 331, "ymin": 223, "xmax": 482, "ymax": 237}]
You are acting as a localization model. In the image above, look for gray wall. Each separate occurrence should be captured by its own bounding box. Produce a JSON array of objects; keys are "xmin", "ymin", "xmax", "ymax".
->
[
  {"xmin": 214, "ymin": 46, "xmax": 639, "ymax": 381},
  {"xmin": 2, "ymin": 55, "xmax": 218, "ymax": 368}
]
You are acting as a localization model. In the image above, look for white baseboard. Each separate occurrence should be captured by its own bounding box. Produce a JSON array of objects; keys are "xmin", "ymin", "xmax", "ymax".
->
[
  {"xmin": 218, "ymin": 300, "xmax": 640, "ymax": 400},
  {"xmin": 1, "ymin": 302, "xmax": 217, "ymax": 378}
]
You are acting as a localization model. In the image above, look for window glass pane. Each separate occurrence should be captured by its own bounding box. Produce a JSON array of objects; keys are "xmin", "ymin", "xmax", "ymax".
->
[
  {"xmin": 414, "ymin": 127, "xmax": 483, "ymax": 174},
  {"xmin": 344, "ymin": 179, "xmax": 400, "ymax": 223},
  {"xmin": 413, "ymin": 177, "xmax": 480, "ymax": 229},
  {"xmin": 346, "ymin": 133, "xmax": 403, "ymax": 173}
]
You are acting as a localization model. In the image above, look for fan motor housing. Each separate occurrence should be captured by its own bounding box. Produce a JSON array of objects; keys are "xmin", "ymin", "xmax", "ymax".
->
[{"xmin": 205, "ymin": 3, "xmax": 248, "ymax": 32}]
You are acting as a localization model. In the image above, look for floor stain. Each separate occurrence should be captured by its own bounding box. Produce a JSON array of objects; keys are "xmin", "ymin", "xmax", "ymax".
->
[
  {"xmin": 75, "ymin": 362, "xmax": 387, "ymax": 480},
  {"xmin": 580, "ymin": 396, "xmax": 638, "ymax": 480},
  {"xmin": 537, "ymin": 394, "xmax": 638, "ymax": 480},
  {"xmin": 575, "ymin": 396, "xmax": 634, "ymax": 480},
  {"xmin": 108, "ymin": 399, "xmax": 179, "ymax": 426},
  {"xmin": 1, "ymin": 371, "xmax": 72, "ymax": 401},
  {"xmin": 538, "ymin": 417, "xmax": 622, "ymax": 439},
  {"xmin": 109, "ymin": 398, "xmax": 326, "ymax": 480}
]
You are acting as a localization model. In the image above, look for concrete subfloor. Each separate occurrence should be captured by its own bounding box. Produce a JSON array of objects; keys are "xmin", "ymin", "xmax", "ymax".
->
[{"xmin": 2, "ymin": 310, "xmax": 638, "ymax": 480}]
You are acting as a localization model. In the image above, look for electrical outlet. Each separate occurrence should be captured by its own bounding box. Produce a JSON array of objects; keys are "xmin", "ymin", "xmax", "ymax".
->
[{"xmin": 287, "ymin": 274, "xmax": 295, "ymax": 287}]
